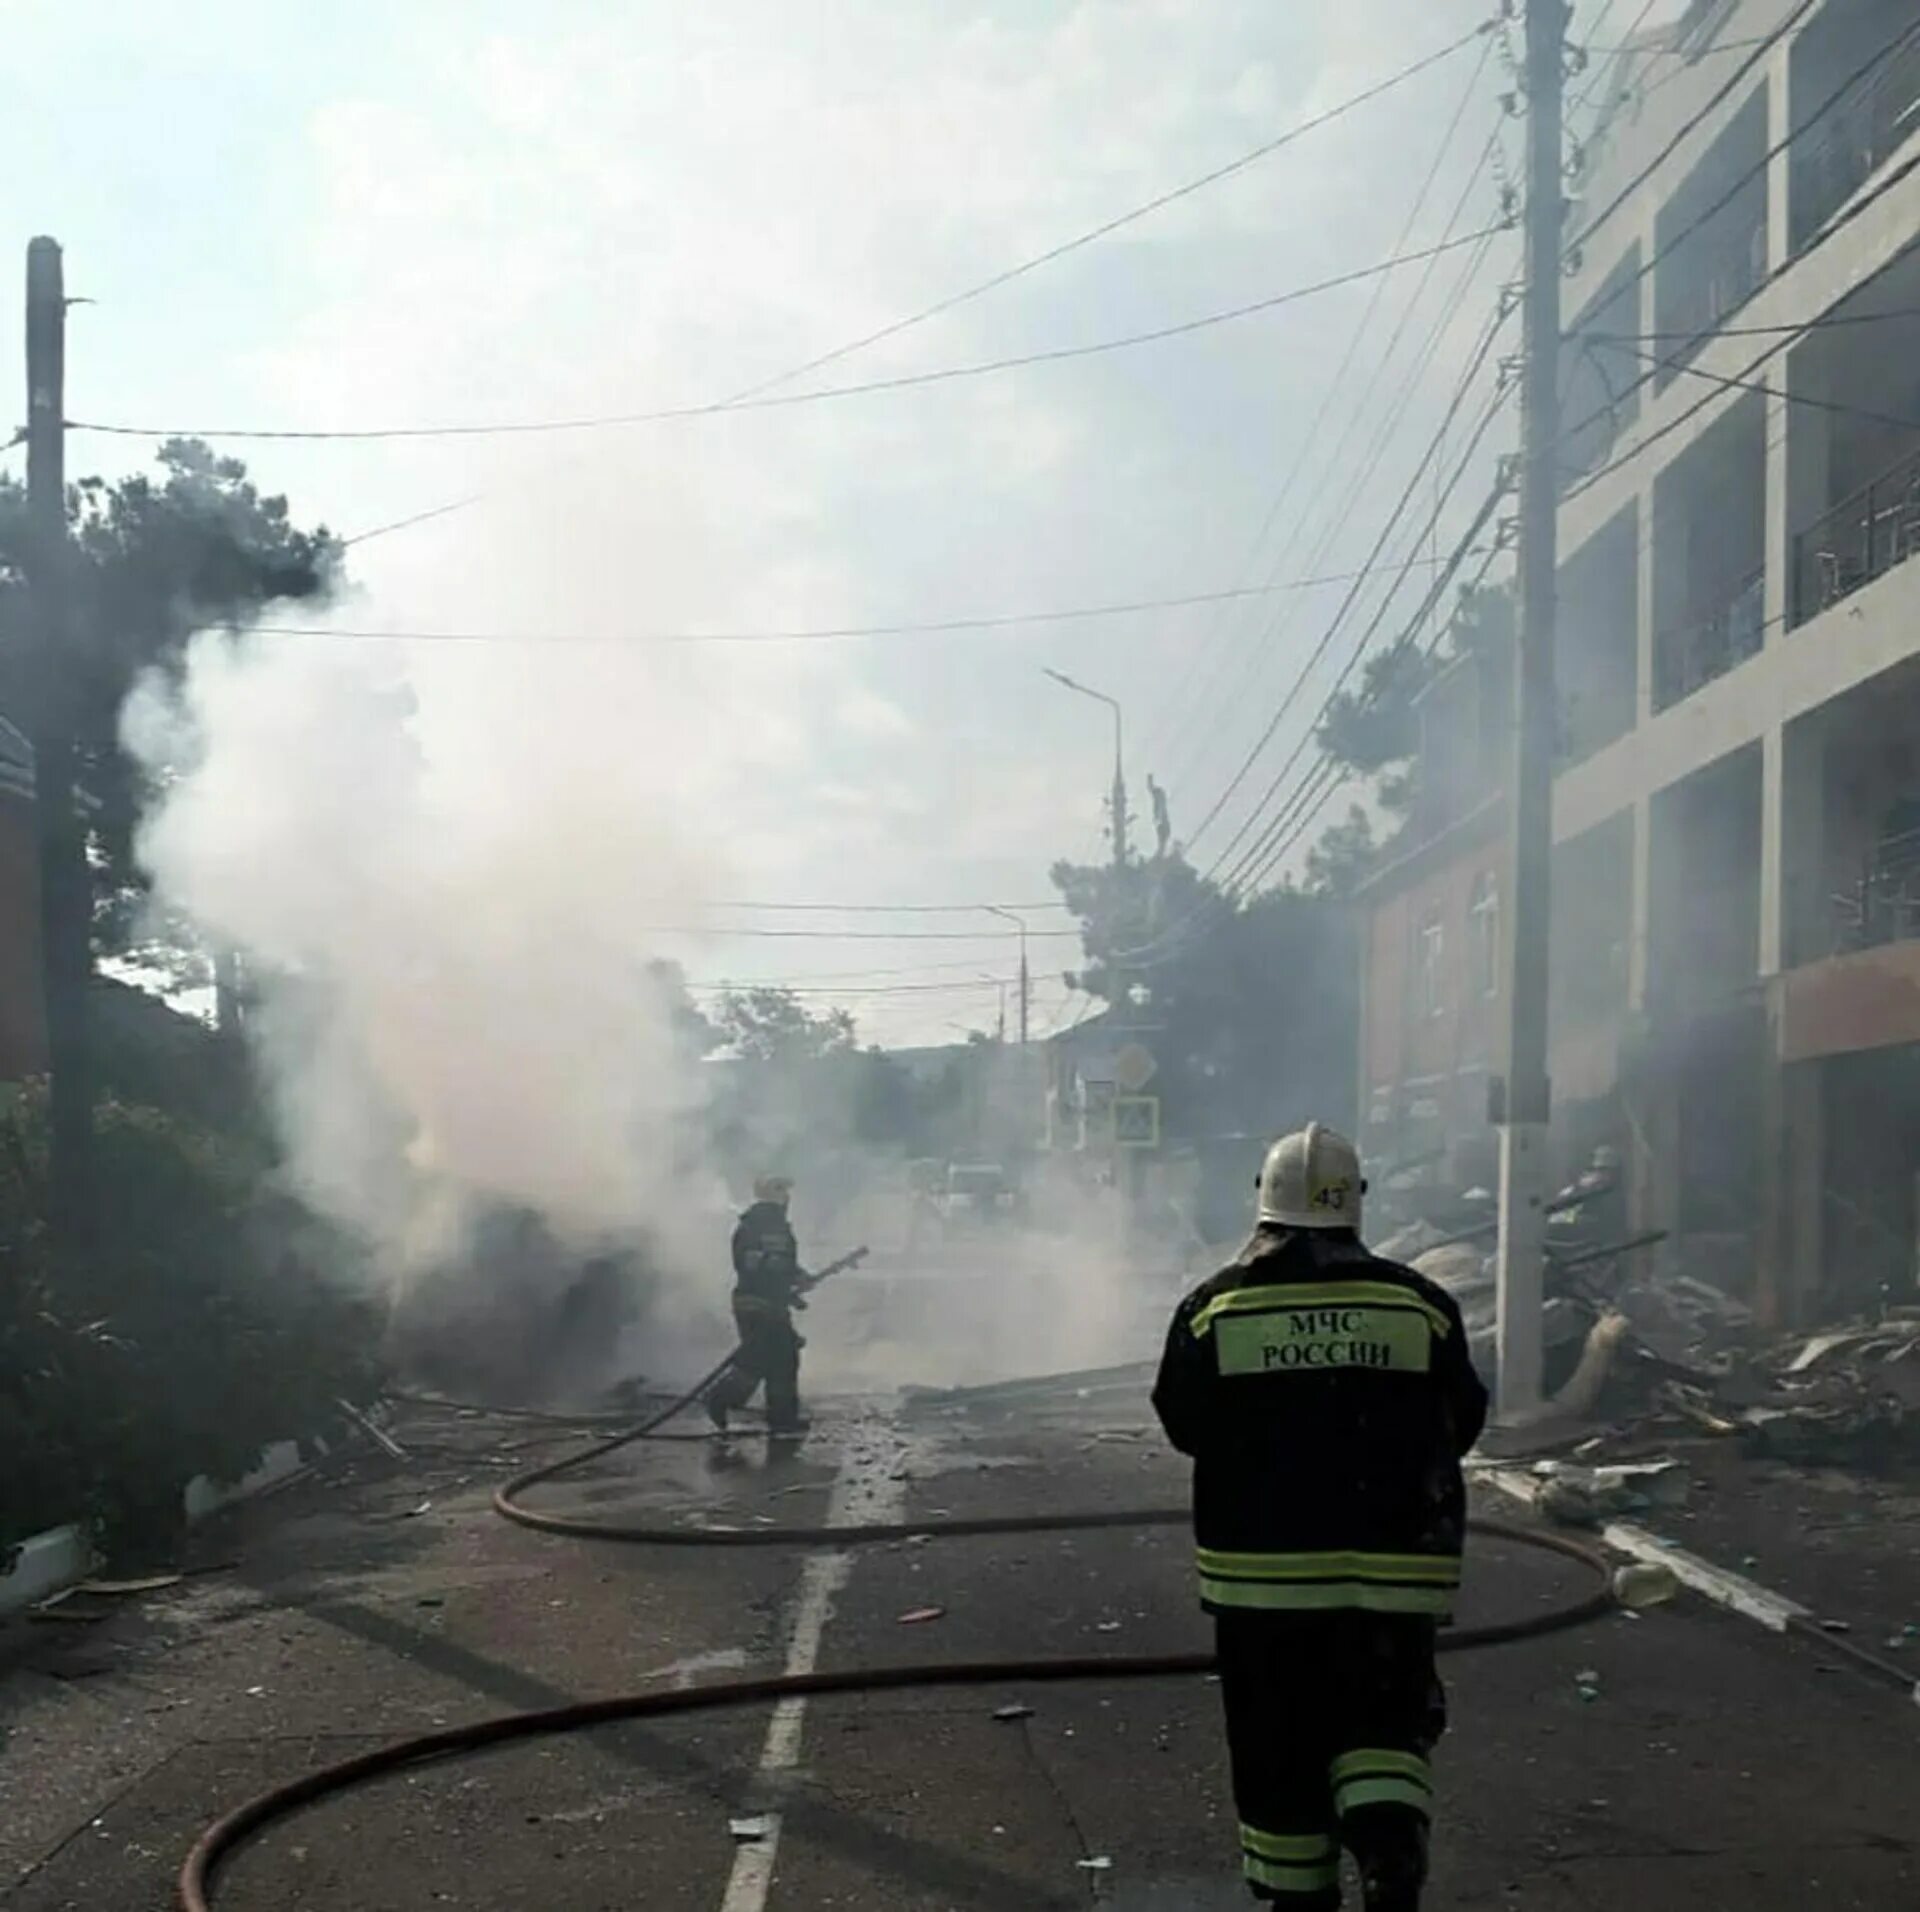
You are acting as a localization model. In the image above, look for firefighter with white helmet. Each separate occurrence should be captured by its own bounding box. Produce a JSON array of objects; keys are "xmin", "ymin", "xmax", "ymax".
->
[
  {"xmin": 1153, "ymin": 1123, "xmax": 1487, "ymax": 1909},
  {"xmin": 705, "ymin": 1175, "xmax": 812, "ymax": 1437}
]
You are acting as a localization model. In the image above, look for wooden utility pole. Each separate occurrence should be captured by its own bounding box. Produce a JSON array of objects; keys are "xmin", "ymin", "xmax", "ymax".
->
[
  {"xmin": 1493, "ymin": 0, "xmax": 1567, "ymax": 1416},
  {"xmin": 25, "ymin": 236, "xmax": 92, "ymax": 1250}
]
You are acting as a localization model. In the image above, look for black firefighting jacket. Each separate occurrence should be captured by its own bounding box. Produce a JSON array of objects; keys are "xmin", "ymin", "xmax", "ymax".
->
[
  {"xmin": 731, "ymin": 1201, "xmax": 807, "ymax": 1316},
  {"xmin": 1152, "ymin": 1226, "xmax": 1487, "ymax": 1619}
]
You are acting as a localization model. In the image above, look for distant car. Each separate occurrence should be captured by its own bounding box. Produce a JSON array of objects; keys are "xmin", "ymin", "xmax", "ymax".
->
[{"xmin": 936, "ymin": 1163, "xmax": 1018, "ymax": 1227}]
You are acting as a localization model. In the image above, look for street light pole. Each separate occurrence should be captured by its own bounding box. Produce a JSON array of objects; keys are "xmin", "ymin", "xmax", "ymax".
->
[{"xmin": 1042, "ymin": 668, "xmax": 1128, "ymax": 868}]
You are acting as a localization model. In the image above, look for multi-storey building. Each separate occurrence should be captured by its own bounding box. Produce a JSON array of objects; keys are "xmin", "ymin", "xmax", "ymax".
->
[{"xmin": 1363, "ymin": 0, "xmax": 1920, "ymax": 1322}]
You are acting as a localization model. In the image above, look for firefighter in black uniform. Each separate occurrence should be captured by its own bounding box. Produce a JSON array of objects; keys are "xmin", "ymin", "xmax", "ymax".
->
[
  {"xmin": 1153, "ymin": 1123, "xmax": 1487, "ymax": 1909},
  {"xmin": 706, "ymin": 1175, "xmax": 812, "ymax": 1436}
]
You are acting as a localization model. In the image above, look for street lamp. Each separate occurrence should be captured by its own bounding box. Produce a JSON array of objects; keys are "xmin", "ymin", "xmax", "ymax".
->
[
  {"xmin": 981, "ymin": 905, "xmax": 1029, "ymax": 1046},
  {"xmin": 1042, "ymin": 668, "xmax": 1129, "ymax": 867}
]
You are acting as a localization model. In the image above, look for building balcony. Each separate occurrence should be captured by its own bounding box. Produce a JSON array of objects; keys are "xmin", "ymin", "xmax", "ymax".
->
[
  {"xmin": 1792, "ymin": 439, "xmax": 1920, "ymax": 626},
  {"xmin": 1829, "ymin": 821, "xmax": 1920, "ymax": 957},
  {"xmin": 1654, "ymin": 570, "xmax": 1765, "ymax": 713},
  {"xmin": 1657, "ymin": 217, "xmax": 1768, "ymax": 380},
  {"xmin": 1790, "ymin": 30, "xmax": 1920, "ymax": 252}
]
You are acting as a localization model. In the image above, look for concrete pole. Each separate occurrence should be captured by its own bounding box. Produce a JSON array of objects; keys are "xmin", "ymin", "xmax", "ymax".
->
[
  {"xmin": 1494, "ymin": 0, "xmax": 1567, "ymax": 1418},
  {"xmin": 25, "ymin": 236, "xmax": 93, "ymax": 1255}
]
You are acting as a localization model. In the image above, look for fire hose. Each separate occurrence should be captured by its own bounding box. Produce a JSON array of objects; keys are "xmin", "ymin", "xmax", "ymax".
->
[{"xmin": 177, "ymin": 1357, "xmax": 1618, "ymax": 1910}]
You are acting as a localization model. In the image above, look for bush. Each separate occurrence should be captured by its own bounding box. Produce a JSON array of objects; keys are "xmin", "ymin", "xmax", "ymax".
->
[{"xmin": 0, "ymin": 1084, "xmax": 382, "ymax": 1559}]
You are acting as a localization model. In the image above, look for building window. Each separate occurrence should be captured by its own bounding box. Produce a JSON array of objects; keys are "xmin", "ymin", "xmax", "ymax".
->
[
  {"xmin": 1417, "ymin": 915, "xmax": 1445, "ymax": 1020},
  {"xmin": 1469, "ymin": 871, "xmax": 1500, "ymax": 999}
]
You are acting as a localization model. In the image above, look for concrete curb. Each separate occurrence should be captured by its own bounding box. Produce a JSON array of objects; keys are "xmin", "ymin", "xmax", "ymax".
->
[{"xmin": 1475, "ymin": 1464, "xmax": 1811, "ymax": 1631}]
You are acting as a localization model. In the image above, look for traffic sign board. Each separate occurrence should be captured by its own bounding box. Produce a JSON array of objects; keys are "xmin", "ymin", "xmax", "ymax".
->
[
  {"xmin": 1113, "ymin": 1094, "xmax": 1160, "ymax": 1149},
  {"xmin": 1113, "ymin": 1042, "xmax": 1157, "ymax": 1092}
]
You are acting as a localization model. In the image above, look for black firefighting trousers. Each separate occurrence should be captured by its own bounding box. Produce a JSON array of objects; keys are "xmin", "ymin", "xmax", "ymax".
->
[
  {"xmin": 706, "ymin": 1303, "xmax": 802, "ymax": 1428},
  {"xmin": 1215, "ymin": 1612, "xmax": 1445, "ymax": 1908}
]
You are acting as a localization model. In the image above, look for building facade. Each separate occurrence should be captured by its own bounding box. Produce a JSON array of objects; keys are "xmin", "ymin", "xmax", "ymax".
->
[{"xmin": 1363, "ymin": 0, "xmax": 1920, "ymax": 1321}]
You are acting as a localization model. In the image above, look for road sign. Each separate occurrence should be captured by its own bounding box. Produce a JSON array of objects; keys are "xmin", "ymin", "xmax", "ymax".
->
[
  {"xmin": 1113, "ymin": 1094, "xmax": 1160, "ymax": 1149},
  {"xmin": 1113, "ymin": 1042, "xmax": 1157, "ymax": 1092}
]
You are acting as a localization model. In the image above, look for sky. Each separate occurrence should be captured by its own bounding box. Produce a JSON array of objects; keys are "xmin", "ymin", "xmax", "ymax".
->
[{"xmin": 3, "ymin": 0, "xmax": 1681, "ymax": 1049}]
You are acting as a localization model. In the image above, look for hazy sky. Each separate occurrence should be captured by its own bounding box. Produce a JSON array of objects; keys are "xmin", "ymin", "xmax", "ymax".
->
[{"xmin": 6, "ymin": 0, "xmax": 1669, "ymax": 1047}]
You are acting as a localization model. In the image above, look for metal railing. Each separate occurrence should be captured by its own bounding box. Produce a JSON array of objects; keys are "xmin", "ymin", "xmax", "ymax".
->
[
  {"xmin": 1654, "ymin": 568, "xmax": 1765, "ymax": 712},
  {"xmin": 1831, "ymin": 822, "xmax": 1920, "ymax": 954},
  {"xmin": 1791, "ymin": 438, "xmax": 1920, "ymax": 626},
  {"xmin": 1791, "ymin": 28, "xmax": 1920, "ymax": 248}
]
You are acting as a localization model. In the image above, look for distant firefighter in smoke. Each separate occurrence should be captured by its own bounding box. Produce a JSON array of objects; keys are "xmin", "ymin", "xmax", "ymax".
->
[{"xmin": 705, "ymin": 1175, "xmax": 814, "ymax": 1437}]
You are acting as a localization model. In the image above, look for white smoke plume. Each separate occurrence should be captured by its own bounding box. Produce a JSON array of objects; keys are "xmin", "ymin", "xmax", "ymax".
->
[{"xmin": 121, "ymin": 621, "xmax": 783, "ymax": 1320}]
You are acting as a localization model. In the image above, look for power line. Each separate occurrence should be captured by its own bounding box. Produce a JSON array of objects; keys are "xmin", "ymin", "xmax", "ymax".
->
[
  {"xmin": 1217, "ymin": 484, "xmax": 1507, "ymax": 897},
  {"xmin": 1241, "ymin": 13, "xmax": 1920, "ymax": 889},
  {"xmin": 1592, "ymin": 334, "xmax": 1920, "ymax": 435},
  {"xmin": 1235, "ymin": 539, "xmax": 1510, "ymax": 895},
  {"xmin": 70, "ymin": 229, "xmax": 1505, "ymax": 444},
  {"xmin": 1571, "ymin": 10, "xmax": 1920, "ymax": 334},
  {"xmin": 1565, "ymin": 192, "xmax": 1920, "ymax": 500},
  {"xmin": 705, "ymin": 899, "xmax": 1066, "ymax": 915},
  {"xmin": 637, "ymin": 924, "xmax": 1083, "ymax": 942},
  {"xmin": 1555, "ymin": 110, "xmax": 1920, "ymax": 497},
  {"xmin": 300, "ymin": 29, "xmax": 1503, "ymax": 558},
  {"xmin": 1149, "ymin": 45, "xmax": 1506, "ymax": 795},
  {"xmin": 1563, "ymin": 0, "xmax": 1819, "ymax": 267},
  {"xmin": 1184, "ymin": 313, "xmax": 1512, "ymax": 867},
  {"xmin": 688, "ymin": 974, "xmax": 1020, "ymax": 999},
  {"xmin": 721, "ymin": 19, "xmax": 1498, "ymax": 407},
  {"xmin": 1589, "ymin": 305, "xmax": 1920, "ymax": 343},
  {"xmin": 238, "ymin": 551, "xmax": 1489, "ymax": 647}
]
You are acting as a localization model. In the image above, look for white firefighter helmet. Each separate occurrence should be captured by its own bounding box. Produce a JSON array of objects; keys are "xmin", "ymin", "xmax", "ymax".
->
[
  {"xmin": 1256, "ymin": 1122, "xmax": 1365, "ymax": 1232},
  {"xmin": 753, "ymin": 1174, "xmax": 794, "ymax": 1206}
]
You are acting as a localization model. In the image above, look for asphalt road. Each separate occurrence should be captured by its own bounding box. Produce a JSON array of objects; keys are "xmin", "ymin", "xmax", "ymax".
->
[{"xmin": 5, "ymin": 1344, "xmax": 1920, "ymax": 1910}]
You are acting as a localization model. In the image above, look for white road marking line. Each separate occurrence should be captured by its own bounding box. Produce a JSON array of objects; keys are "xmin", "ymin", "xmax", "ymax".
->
[{"xmin": 718, "ymin": 1411, "xmax": 909, "ymax": 1912}]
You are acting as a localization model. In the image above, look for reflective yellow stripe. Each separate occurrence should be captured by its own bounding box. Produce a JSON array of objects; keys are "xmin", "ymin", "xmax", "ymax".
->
[
  {"xmin": 1243, "ymin": 1852, "xmax": 1342, "ymax": 1894},
  {"xmin": 1330, "ymin": 1749, "xmax": 1431, "ymax": 1787},
  {"xmin": 1199, "ymin": 1575, "xmax": 1455, "ymax": 1615},
  {"xmin": 1241, "ymin": 1826, "xmax": 1337, "ymax": 1863},
  {"xmin": 1191, "ymin": 1281, "xmax": 1450, "ymax": 1337},
  {"xmin": 1197, "ymin": 1547, "xmax": 1460, "ymax": 1584},
  {"xmin": 1335, "ymin": 1776, "xmax": 1434, "ymax": 1815}
]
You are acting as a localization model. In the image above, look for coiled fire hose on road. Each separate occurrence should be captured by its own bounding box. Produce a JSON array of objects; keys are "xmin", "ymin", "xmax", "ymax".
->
[{"xmin": 177, "ymin": 1359, "xmax": 1618, "ymax": 1910}]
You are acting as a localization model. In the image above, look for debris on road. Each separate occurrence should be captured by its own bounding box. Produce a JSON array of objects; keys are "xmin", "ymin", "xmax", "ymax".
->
[
  {"xmin": 337, "ymin": 1397, "xmax": 409, "ymax": 1460},
  {"xmin": 896, "ymin": 1605, "xmax": 946, "ymax": 1625},
  {"xmin": 992, "ymin": 1703, "xmax": 1035, "ymax": 1722},
  {"xmin": 1611, "ymin": 1562, "xmax": 1679, "ymax": 1609},
  {"xmin": 1533, "ymin": 1459, "xmax": 1688, "ymax": 1527},
  {"xmin": 1076, "ymin": 1855, "xmax": 1114, "ymax": 1871},
  {"xmin": 729, "ymin": 1815, "xmax": 772, "ymax": 1843},
  {"xmin": 1574, "ymin": 1668, "xmax": 1602, "ymax": 1702}
]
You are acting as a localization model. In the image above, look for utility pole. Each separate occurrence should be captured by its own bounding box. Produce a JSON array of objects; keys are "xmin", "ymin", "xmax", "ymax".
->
[
  {"xmin": 24, "ymin": 238, "xmax": 92, "ymax": 1254},
  {"xmin": 983, "ymin": 906, "xmax": 1030, "ymax": 1046},
  {"xmin": 1493, "ymin": 0, "xmax": 1566, "ymax": 1417}
]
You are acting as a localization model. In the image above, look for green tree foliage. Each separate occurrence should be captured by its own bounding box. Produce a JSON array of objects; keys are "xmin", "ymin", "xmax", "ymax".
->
[
  {"xmin": 0, "ymin": 438, "xmax": 341, "ymax": 970},
  {"xmin": 1, "ymin": 1085, "xmax": 380, "ymax": 1556},
  {"xmin": 1048, "ymin": 834, "xmax": 1355, "ymax": 1147},
  {"xmin": 1302, "ymin": 805, "xmax": 1379, "ymax": 900},
  {"xmin": 712, "ymin": 985, "xmax": 857, "ymax": 1065},
  {"xmin": 1300, "ymin": 579, "xmax": 1516, "ymax": 897}
]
